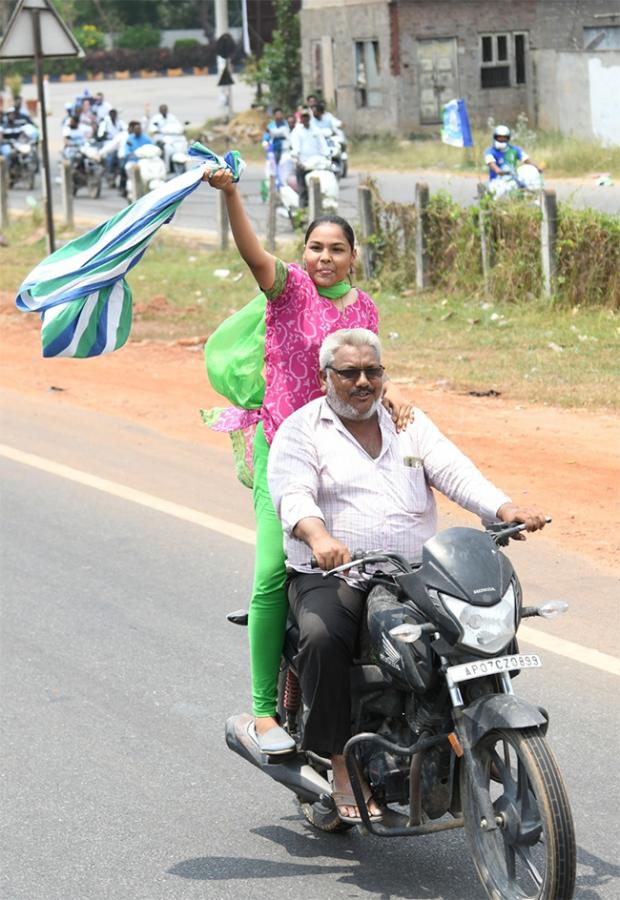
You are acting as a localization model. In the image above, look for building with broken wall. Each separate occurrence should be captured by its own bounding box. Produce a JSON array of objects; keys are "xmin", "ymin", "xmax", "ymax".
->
[{"xmin": 300, "ymin": 0, "xmax": 620, "ymax": 143}]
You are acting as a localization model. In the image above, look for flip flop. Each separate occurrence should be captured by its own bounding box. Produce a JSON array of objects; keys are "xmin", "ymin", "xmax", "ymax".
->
[
  {"xmin": 247, "ymin": 720, "xmax": 296, "ymax": 755},
  {"xmin": 332, "ymin": 784, "xmax": 383, "ymax": 824}
]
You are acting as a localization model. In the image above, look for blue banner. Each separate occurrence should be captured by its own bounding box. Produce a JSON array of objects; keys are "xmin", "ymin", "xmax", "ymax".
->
[{"xmin": 441, "ymin": 99, "xmax": 473, "ymax": 148}]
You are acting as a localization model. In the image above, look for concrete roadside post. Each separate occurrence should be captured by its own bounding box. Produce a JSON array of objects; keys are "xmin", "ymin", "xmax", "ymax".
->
[
  {"xmin": 129, "ymin": 165, "xmax": 144, "ymax": 203},
  {"xmin": 216, "ymin": 188, "xmax": 229, "ymax": 250},
  {"xmin": 60, "ymin": 159, "xmax": 74, "ymax": 229},
  {"xmin": 308, "ymin": 175, "xmax": 322, "ymax": 222},
  {"xmin": 415, "ymin": 182, "xmax": 430, "ymax": 290},
  {"xmin": 477, "ymin": 183, "xmax": 492, "ymax": 293},
  {"xmin": 357, "ymin": 182, "xmax": 376, "ymax": 280},
  {"xmin": 0, "ymin": 157, "xmax": 8, "ymax": 229},
  {"xmin": 541, "ymin": 189, "xmax": 558, "ymax": 298},
  {"xmin": 266, "ymin": 174, "xmax": 277, "ymax": 252}
]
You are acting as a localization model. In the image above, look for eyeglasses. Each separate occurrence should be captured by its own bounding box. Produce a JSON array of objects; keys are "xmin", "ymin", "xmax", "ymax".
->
[{"xmin": 326, "ymin": 365, "xmax": 385, "ymax": 381}]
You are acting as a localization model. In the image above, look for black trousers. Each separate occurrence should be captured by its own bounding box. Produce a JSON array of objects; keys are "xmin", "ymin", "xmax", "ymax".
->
[
  {"xmin": 295, "ymin": 163, "xmax": 308, "ymax": 208},
  {"xmin": 287, "ymin": 572, "xmax": 366, "ymax": 757}
]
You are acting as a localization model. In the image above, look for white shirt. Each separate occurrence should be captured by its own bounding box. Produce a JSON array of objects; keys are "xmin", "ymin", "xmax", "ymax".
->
[
  {"xmin": 289, "ymin": 123, "xmax": 329, "ymax": 165},
  {"xmin": 148, "ymin": 112, "xmax": 181, "ymax": 134},
  {"xmin": 267, "ymin": 398, "xmax": 510, "ymax": 576}
]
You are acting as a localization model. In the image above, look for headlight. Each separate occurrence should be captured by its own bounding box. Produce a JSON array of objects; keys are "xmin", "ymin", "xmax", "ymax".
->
[{"xmin": 441, "ymin": 583, "xmax": 517, "ymax": 654}]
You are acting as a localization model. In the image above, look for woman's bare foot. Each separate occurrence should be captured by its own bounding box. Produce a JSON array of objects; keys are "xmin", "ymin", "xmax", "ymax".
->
[
  {"xmin": 331, "ymin": 754, "xmax": 381, "ymax": 819},
  {"xmin": 254, "ymin": 715, "xmax": 280, "ymax": 736}
]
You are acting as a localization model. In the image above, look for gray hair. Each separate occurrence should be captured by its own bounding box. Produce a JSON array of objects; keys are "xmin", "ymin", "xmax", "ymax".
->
[{"xmin": 319, "ymin": 328, "xmax": 382, "ymax": 370}]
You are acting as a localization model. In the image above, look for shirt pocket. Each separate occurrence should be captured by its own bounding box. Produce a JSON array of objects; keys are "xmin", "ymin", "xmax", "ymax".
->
[{"xmin": 401, "ymin": 465, "xmax": 428, "ymax": 514}]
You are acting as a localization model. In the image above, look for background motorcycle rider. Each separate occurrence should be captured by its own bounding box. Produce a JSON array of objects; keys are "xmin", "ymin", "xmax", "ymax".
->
[
  {"xmin": 267, "ymin": 327, "xmax": 547, "ymax": 823},
  {"xmin": 289, "ymin": 108, "xmax": 330, "ymax": 208},
  {"xmin": 311, "ymin": 101, "xmax": 341, "ymax": 135},
  {"xmin": 61, "ymin": 114, "xmax": 86, "ymax": 160},
  {"xmin": 97, "ymin": 108, "xmax": 127, "ymax": 184},
  {"xmin": 0, "ymin": 107, "xmax": 35, "ymax": 160},
  {"xmin": 118, "ymin": 121, "xmax": 152, "ymax": 197},
  {"xmin": 262, "ymin": 107, "xmax": 290, "ymax": 163},
  {"xmin": 485, "ymin": 124, "xmax": 542, "ymax": 184},
  {"xmin": 148, "ymin": 103, "xmax": 181, "ymax": 136}
]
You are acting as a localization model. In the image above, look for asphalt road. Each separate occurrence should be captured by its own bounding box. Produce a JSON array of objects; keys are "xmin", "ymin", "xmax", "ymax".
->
[{"xmin": 1, "ymin": 391, "xmax": 619, "ymax": 900}]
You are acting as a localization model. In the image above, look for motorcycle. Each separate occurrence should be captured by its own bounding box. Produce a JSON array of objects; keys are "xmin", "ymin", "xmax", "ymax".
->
[
  {"xmin": 6, "ymin": 128, "xmax": 39, "ymax": 190},
  {"xmin": 488, "ymin": 162, "xmax": 544, "ymax": 201},
  {"xmin": 274, "ymin": 151, "xmax": 339, "ymax": 225},
  {"xmin": 151, "ymin": 120, "xmax": 190, "ymax": 175},
  {"xmin": 125, "ymin": 143, "xmax": 167, "ymax": 203},
  {"xmin": 226, "ymin": 519, "xmax": 576, "ymax": 900},
  {"xmin": 66, "ymin": 140, "xmax": 104, "ymax": 199}
]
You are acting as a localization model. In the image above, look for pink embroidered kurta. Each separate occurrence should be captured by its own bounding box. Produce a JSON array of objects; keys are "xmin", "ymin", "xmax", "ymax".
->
[{"xmin": 262, "ymin": 263, "xmax": 379, "ymax": 445}]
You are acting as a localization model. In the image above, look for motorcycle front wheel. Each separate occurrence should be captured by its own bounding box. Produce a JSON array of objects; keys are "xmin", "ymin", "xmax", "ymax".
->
[
  {"xmin": 88, "ymin": 170, "xmax": 102, "ymax": 199},
  {"xmin": 462, "ymin": 727, "xmax": 575, "ymax": 900}
]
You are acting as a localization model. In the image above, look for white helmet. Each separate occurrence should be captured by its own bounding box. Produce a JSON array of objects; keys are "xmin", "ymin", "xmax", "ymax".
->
[{"xmin": 493, "ymin": 125, "xmax": 511, "ymax": 150}]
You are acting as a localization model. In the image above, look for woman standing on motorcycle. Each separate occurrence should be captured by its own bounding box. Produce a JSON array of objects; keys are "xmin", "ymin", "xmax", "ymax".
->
[{"xmin": 203, "ymin": 169, "xmax": 413, "ymax": 755}]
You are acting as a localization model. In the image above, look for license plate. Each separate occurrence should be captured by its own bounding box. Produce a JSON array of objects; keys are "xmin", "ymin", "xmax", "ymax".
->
[{"xmin": 447, "ymin": 653, "xmax": 542, "ymax": 684}]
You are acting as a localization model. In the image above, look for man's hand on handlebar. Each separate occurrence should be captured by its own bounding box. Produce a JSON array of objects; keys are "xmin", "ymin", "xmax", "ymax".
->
[
  {"xmin": 496, "ymin": 502, "xmax": 548, "ymax": 540},
  {"xmin": 310, "ymin": 536, "xmax": 352, "ymax": 572}
]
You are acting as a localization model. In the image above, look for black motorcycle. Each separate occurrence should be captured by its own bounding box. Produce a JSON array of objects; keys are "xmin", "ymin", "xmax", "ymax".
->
[
  {"xmin": 226, "ymin": 520, "xmax": 576, "ymax": 900},
  {"xmin": 6, "ymin": 132, "xmax": 39, "ymax": 190},
  {"xmin": 65, "ymin": 141, "xmax": 104, "ymax": 199}
]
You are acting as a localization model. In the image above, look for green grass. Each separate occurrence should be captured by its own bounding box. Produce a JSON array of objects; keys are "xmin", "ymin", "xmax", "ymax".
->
[
  {"xmin": 348, "ymin": 127, "xmax": 620, "ymax": 179},
  {"xmin": 3, "ymin": 218, "xmax": 617, "ymax": 410}
]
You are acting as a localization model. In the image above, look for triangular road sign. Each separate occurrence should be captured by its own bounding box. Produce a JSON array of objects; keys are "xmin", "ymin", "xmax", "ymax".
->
[
  {"xmin": 217, "ymin": 64, "xmax": 235, "ymax": 87},
  {"xmin": 0, "ymin": 0, "xmax": 84, "ymax": 59}
]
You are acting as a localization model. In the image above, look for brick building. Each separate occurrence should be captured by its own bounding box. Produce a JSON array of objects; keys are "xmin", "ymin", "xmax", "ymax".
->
[{"xmin": 300, "ymin": 0, "xmax": 620, "ymax": 135}]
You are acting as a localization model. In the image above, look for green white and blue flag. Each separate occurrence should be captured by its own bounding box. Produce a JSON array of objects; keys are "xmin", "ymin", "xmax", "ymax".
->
[{"xmin": 16, "ymin": 143, "xmax": 243, "ymax": 358}]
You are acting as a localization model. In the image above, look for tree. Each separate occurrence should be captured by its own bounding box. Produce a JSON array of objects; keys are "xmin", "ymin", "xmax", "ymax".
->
[{"xmin": 259, "ymin": 0, "xmax": 301, "ymax": 111}]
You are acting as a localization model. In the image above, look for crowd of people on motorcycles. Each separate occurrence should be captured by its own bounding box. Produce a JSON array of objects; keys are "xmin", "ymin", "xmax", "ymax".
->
[
  {"xmin": 261, "ymin": 94, "xmax": 348, "ymax": 211},
  {"xmin": 58, "ymin": 88, "xmax": 190, "ymax": 199}
]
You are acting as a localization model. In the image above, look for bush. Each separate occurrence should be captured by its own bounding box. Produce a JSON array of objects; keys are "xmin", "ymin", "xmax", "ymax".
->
[
  {"xmin": 366, "ymin": 183, "xmax": 619, "ymax": 308},
  {"xmin": 117, "ymin": 24, "xmax": 161, "ymax": 50},
  {"xmin": 75, "ymin": 24, "xmax": 106, "ymax": 52},
  {"xmin": 174, "ymin": 39, "xmax": 200, "ymax": 51}
]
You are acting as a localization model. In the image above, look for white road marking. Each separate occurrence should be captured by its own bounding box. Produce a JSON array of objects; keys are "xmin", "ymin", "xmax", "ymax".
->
[
  {"xmin": 0, "ymin": 442, "xmax": 255, "ymax": 546},
  {"xmin": 2, "ymin": 442, "xmax": 618, "ymax": 677}
]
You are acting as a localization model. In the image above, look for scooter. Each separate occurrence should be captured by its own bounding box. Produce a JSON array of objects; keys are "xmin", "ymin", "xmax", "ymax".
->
[
  {"xmin": 151, "ymin": 120, "xmax": 190, "ymax": 175},
  {"xmin": 488, "ymin": 162, "xmax": 543, "ymax": 201},
  {"xmin": 126, "ymin": 143, "xmax": 167, "ymax": 202},
  {"xmin": 226, "ymin": 519, "xmax": 576, "ymax": 900},
  {"xmin": 326, "ymin": 126, "xmax": 348, "ymax": 180},
  {"xmin": 276, "ymin": 152, "xmax": 339, "ymax": 225}
]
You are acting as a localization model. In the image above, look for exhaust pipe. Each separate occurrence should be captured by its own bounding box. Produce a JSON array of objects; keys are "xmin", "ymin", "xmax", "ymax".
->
[{"xmin": 225, "ymin": 713, "xmax": 332, "ymax": 804}]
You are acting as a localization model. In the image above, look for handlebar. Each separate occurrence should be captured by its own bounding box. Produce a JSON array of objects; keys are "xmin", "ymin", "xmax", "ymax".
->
[
  {"xmin": 309, "ymin": 519, "xmax": 551, "ymax": 572},
  {"xmin": 487, "ymin": 517, "xmax": 551, "ymax": 546}
]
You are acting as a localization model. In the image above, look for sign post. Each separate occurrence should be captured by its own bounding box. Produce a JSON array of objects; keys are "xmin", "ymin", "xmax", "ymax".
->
[{"xmin": 0, "ymin": 0, "xmax": 83, "ymax": 252}]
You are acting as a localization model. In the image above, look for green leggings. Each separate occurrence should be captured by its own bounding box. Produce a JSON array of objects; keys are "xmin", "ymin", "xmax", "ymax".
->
[{"xmin": 249, "ymin": 421, "xmax": 288, "ymax": 717}]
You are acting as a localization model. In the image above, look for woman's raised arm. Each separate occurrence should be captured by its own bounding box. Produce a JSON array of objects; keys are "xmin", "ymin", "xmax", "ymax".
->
[{"xmin": 205, "ymin": 169, "xmax": 276, "ymax": 292}]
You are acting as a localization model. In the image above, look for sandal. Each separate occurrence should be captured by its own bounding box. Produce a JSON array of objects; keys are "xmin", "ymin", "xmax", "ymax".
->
[{"xmin": 332, "ymin": 783, "xmax": 382, "ymax": 824}]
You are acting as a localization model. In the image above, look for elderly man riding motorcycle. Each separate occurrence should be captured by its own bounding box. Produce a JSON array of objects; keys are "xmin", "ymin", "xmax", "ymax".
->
[{"xmin": 266, "ymin": 327, "xmax": 547, "ymax": 823}]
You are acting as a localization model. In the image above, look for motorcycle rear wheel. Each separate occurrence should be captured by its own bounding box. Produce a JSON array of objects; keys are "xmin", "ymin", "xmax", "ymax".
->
[{"xmin": 462, "ymin": 727, "xmax": 575, "ymax": 900}]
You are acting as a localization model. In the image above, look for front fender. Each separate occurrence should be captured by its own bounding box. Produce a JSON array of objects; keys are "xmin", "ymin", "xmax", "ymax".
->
[{"xmin": 460, "ymin": 694, "xmax": 548, "ymax": 748}]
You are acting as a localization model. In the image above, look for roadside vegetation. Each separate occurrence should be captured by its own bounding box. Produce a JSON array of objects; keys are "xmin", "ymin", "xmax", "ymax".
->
[{"xmin": 3, "ymin": 213, "xmax": 618, "ymax": 412}]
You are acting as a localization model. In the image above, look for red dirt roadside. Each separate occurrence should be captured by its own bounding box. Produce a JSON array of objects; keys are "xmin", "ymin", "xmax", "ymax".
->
[{"xmin": 1, "ymin": 290, "xmax": 618, "ymax": 573}]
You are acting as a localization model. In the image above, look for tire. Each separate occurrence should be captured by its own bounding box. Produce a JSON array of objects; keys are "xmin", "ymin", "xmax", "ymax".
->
[
  {"xmin": 88, "ymin": 172, "xmax": 102, "ymax": 200},
  {"xmin": 461, "ymin": 727, "xmax": 576, "ymax": 900},
  {"xmin": 299, "ymin": 798, "xmax": 354, "ymax": 833}
]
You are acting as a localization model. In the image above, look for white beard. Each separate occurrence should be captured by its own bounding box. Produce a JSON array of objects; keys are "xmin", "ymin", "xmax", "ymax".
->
[{"xmin": 326, "ymin": 379, "xmax": 381, "ymax": 421}]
